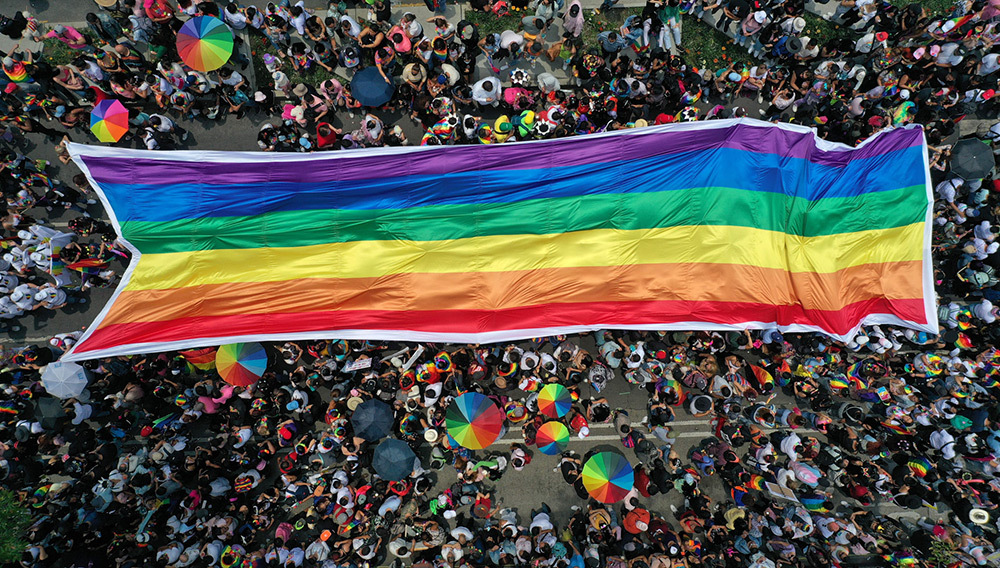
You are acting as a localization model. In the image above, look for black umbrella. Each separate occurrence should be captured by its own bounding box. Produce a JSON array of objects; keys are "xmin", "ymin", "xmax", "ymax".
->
[
  {"xmin": 351, "ymin": 399, "xmax": 393, "ymax": 441},
  {"xmin": 33, "ymin": 397, "xmax": 66, "ymax": 430},
  {"xmin": 951, "ymin": 138, "xmax": 996, "ymax": 180},
  {"xmin": 372, "ymin": 438, "xmax": 416, "ymax": 481},
  {"xmin": 351, "ymin": 66, "xmax": 395, "ymax": 107}
]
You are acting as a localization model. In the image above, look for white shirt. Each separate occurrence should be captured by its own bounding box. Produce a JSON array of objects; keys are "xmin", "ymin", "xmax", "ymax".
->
[
  {"xmin": 930, "ymin": 429, "xmax": 956, "ymax": 459},
  {"xmin": 72, "ymin": 402, "xmax": 93, "ymax": 425},
  {"xmin": 11, "ymin": 284, "xmax": 36, "ymax": 310},
  {"xmin": 472, "ymin": 78, "xmax": 501, "ymax": 104},
  {"xmin": 224, "ymin": 9, "xmax": 248, "ymax": 30},
  {"xmin": 936, "ymin": 43, "xmax": 963, "ymax": 66},
  {"xmin": 980, "ymin": 53, "xmax": 1000, "ymax": 76},
  {"xmin": 0, "ymin": 296, "xmax": 22, "ymax": 319},
  {"xmin": 340, "ymin": 15, "xmax": 361, "ymax": 37},
  {"xmin": 974, "ymin": 300, "xmax": 996, "ymax": 323},
  {"xmin": 975, "ymin": 220, "xmax": 994, "ymax": 241},
  {"xmin": 0, "ymin": 274, "xmax": 17, "ymax": 294},
  {"xmin": 499, "ymin": 30, "xmax": 525, "ymax": 49},
  {"xmin": 529, "ymin": 512, "xmax": 553, "ymax": 532},
  {"xmin": 936, "ymin": 178, "xmax": 962, "ymax": 202},
  {"xmin": 403, "ymin": 16, "xmax": 423, "ymax": 38},
  {"xmin": 290, "ymin": 1, "xmax": 308, "ymax": 35},
  {"xmin": 37, "ymin": 286, "xmax": 66, "ymax": 307}
]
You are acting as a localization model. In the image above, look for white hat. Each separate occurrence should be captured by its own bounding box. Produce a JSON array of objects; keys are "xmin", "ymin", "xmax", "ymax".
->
[
  {"xmin": 635, "ymin": 521, "xmax": 649, "ymax": 531},
  {"xmin": 578, "ymin": 426, "xmax": 590, "ymax": 438},
  {"xmin": 792, "ymin": 17, "xmax": 806, "ymax": 32},
  {"xmin": 900, "ymin": 89, "xmax": 910, "ymax": 100},
  {"xmin": 970, "ymin": 508, "xmax": 991, "ymax": 525},
  {"xmin": 10, "ymin": 289, "xmax": 24, "ymax": 303},
  {"xmin": 424, "ymin": 429, "xmax": 439, "ymax": 443},
  {"xmin": 33, "ymin": 290, "xmax": 49, "ymax": 302},
  {"xmin": 29, "ymin": 252, "xmax": 45, "ymax": 264},
  {"xmin": 754, "ymin": 11, "xmax": 766, "ymax": 23}
]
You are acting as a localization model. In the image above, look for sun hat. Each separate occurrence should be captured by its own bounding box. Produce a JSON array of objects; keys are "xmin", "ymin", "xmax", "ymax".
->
[
  {"xmin": 792, "ymin": 17, "xmax": 806, "ymax": 32},
  {"xmin": 424, "ymin": 428, "xmax": 440, "ymax": 443},
  {"xmin": 970, "ymin": 508, "xmax": 991, "ymax": 525},
  {"xmin": 292, "ymin": 83, "xmax": 308, "ymax": 97},
  {"xmin": 346, "ymin": 396, "xmax": 363, "ymax": 411}
]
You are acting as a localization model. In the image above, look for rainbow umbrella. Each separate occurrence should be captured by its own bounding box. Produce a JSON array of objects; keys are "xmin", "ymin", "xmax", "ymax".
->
[
  {"xmin": 216, "ymin": 342, "xmax": 267, "ymax": 387},
  {"xmin": 446, "ymin": 392, "xmax": 504, "ymax": 450},
  {"xmin": 89, "ymin": 99, "xmax": 129, "ymax": 143},
  {"xmin": 582, "ymin": 452, "xmax": 634, "ymax": 503},
  {"xmin": 536, "ymin": 421, "xmax": 570, "ymax": 455},
  {"xmin": 177, "ymin": 16, "xmax": 234, "ymax": 72},
  {"xmin": 538, "ymin": 383, "xmax": 572, "ymax": 418}
]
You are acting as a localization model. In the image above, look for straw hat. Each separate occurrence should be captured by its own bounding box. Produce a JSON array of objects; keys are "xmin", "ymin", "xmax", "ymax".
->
[
  {"xmin": 346, "ymin": 396, "xmax": 364, "ymax": 411},
  {"xmin": 95, "ymin": 0, "xmax": 119, "ymax": 6}
]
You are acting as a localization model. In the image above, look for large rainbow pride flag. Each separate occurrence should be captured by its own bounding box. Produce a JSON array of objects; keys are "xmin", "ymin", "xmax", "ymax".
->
[{"xmin": 64, "ymin": 119, "xmax": 936, "ymax": 360}]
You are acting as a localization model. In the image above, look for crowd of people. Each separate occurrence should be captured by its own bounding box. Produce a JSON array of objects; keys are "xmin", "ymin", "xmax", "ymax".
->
[{"xmin": 0, "ymin": 0, "xmax": 999, "ymax": 567}]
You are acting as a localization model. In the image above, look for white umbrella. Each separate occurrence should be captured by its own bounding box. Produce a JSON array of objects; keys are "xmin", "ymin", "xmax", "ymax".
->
[{"xmin": 41, "ymin": 361, "xmax": 91, "ymax": 399}]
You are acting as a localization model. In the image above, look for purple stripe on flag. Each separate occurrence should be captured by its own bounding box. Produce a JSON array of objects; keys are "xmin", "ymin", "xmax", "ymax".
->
[{"xmin": 80, "ymin": 123, "xmax": 923, "ymax": 187}]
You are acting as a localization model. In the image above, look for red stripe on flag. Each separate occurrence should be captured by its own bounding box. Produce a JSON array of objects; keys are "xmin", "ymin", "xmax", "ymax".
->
[{"xmin": 73, "ymin": 297, "xmax": 928, "ymax": 354}]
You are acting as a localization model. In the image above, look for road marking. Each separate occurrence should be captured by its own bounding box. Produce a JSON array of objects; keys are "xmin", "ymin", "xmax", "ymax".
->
[
  {"xmin": 0, "ymin": 336, "xmax": 53, "ymax": 344},
  {"xmin": 491, "ymin": 427, "xmax": 818, "ymax": 446}
]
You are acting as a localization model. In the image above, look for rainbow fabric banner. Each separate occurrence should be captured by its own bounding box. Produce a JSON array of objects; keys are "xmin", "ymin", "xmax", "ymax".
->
[{"xmin": 64, "ymin": 120, "xmax": 936, "ymax": 360}]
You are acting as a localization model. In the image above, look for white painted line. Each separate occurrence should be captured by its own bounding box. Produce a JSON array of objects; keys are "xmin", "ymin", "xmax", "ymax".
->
[
  {"xmin": 490, "ymin": 431, "xmax": 720, "ymax": 446},
  {"xmin": 491, "ymin": 427, "xmax": 818, "ymax": 446},
  {"xmin": 0, "ymin": 336, "xmax": 52, "ymax": 344}
]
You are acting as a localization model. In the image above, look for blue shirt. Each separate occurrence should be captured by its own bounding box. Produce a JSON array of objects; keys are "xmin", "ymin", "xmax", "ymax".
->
[{"xmin": 596, "ymin": 31, "xmax": 629, "ymax": 52}]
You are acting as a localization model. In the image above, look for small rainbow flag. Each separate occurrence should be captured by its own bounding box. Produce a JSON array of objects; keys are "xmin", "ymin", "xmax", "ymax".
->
[
  {"xmin": 179, "ymin": 347, "xmax": 216, "ymax": 371},
  {"xmin": 749, "ymin": 365, "xmax": 774, "ymax": 391},
  {"xmin": 955, "ymin": 333, "xmax": 974, "ymax": 350},
  {"xmin": 828, "ymin": 376, "xmax": 850, "ymax": 390},
  {"xmin": 799, "ymin": 494, "xmax": 829, "ymax": 512}
]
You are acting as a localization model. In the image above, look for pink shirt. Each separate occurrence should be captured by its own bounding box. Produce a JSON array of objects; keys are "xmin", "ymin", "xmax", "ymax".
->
[{"xmin": 45, "ymin": 26, "xmax": 87, "ymax": 48}]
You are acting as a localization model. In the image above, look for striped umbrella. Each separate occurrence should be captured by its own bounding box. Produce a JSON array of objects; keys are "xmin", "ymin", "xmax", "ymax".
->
[
  {"xmin": 582, "ymin": 452, "xmax": 634, "ymax": 503},
  {"xmin": 216, "ymin": 342, "xmax": 267, "ymax": 387},
  {"xmin": 177, "ymin": 16, "xmax": 234, "ymax": 72},
  {"xmin": 446, "ymin": 392, "xmax": 504, "ymax": 450},
  {"xmin": 535, "ymin": 421, "xmax": 569, "ymax": 455},
  {"xmin": 537, "ymin": 383, "xmax": 572, "ymax": 418}
]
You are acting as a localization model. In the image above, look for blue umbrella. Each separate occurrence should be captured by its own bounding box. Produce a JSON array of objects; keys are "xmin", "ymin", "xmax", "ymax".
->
[
  {"xmin": 351, "ymin": 66, "xmax": 395, "ymax": 107},
  {"xmin": 351, "ymin": 399, "xmax": 393, "ymax": 441},
  {"xmin": 372, "ymin": 439, "xmax": 416, "ymax": 481}
]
